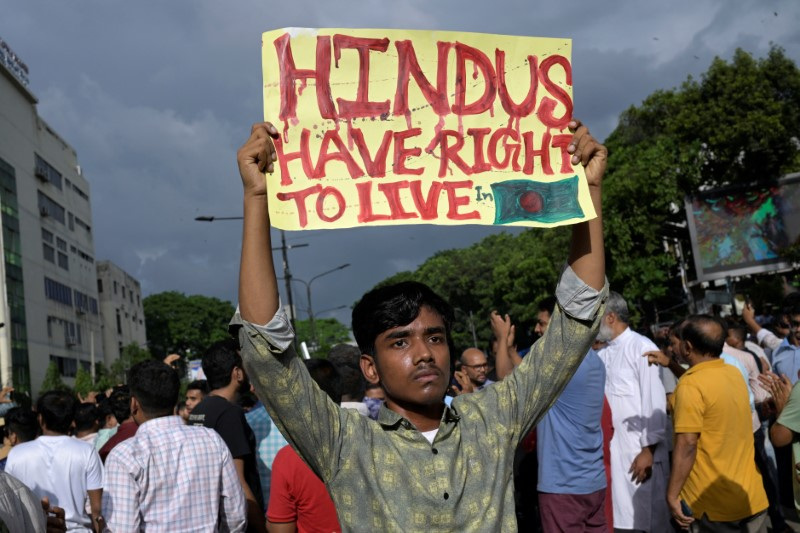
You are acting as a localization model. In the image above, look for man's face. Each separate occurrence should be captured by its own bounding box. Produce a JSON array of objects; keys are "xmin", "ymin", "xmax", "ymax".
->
[
  {"xmin": 534, "ymin": 310, "xmax": 551, "ymax": 337},
  {"xmin": 366, "ymin": 306, "xmax": 450, "ymax": 409},
  {"xmin": 185, "ymin": 389, "xmax": 204, "ymax": 414},
  {"xmin": 461, "ymin": 349, "xmax": 489, "ymax": 386},
  {"xmin": 790, "ymin": 314, "xmax": 800, "ymax": 343},
  {"xmin": 595, "ymin": 313, "xmax": 615, "ymax": 343},
  {"xmin": 669, "ymin": 333, "xmax": 687, "ymax": 364}
]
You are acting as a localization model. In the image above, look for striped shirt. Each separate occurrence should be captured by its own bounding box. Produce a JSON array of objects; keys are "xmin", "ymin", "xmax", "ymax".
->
[{"xmin": 103, "ymin": 416, "xmax": 246, "ymax": 532}]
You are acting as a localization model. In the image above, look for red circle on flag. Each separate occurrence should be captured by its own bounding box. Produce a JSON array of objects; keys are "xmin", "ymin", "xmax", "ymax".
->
[{"xmin": 519, "ymin": 191, "xmax": 543, "ymax": 213}]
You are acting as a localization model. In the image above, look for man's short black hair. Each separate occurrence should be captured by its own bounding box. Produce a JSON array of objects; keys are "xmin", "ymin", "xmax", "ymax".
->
[
  {"xmin": 186, "ymin": 380, "xmax": 210, "ymax": 395},
  {"xmin": 305, "ymin": 359, "xmax": 342, "ymax": 404},
  {"xmin": 537, "ymin": 296, "xmax": 557, "ymax": 316},
  {"xmin": 36, "ymin": 390, "xmax": 77, "ymax": 434},
  {"xmin": 202, "ymin": 338, "xmax": 242, "ymax": 391},
  {"xmin": 681, "ymin": 315, "xmax": 725, "ymax": 357},
  {"xmin": 109, "ymin": 385, "xmax": 132, "ymax": 423},
  {"xmin": 128, "ymin": 360, "xmax": 180, "ymax": 418},
  {"xmin": 352, "ymin": 281, "xmax": 455, "ymax": 358},
  {"xmin": 336, "ymin": 364, "xmax": 366, "ymax": 401},
  {"xmin": 74, "ymin": 403, "xmax": 100, "ymax": 433},
  {"xmin": 726, "ymin": 319, "xmax": 747, "ymax": 344},
  {"xmin": 5, "ymin": 407, "xmax": 39, "ymax": 442},
  {"xmin": 328, "ymin": 344, "xmax": 362, "ymax": 370}
]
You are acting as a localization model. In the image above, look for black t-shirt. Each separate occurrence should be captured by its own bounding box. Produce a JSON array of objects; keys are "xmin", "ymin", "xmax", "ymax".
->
[{"xmin": 189, "ymin": 395, "xmax": 263, "ymax": 509}]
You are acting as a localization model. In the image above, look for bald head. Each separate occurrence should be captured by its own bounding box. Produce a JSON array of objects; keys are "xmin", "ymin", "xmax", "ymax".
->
[
  {"xmin": 681, "ymin": 315, "xmax": 725, "ymax": 360},
  {"xmin": 460, "ymin": 348, "xmax": 489, "ymax": 386}
]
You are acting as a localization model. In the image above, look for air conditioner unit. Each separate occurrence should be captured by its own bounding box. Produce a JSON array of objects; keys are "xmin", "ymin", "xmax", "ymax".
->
[
  {"xmin": 66, "ymin": 335, "xmax": 77, "ymax": 346},
  {"xmin": 76, "ymin": 306, "xmax": 86, "ymax": 315},
  {"xmin": 39, "ymin": 206, "xmax": 49, "ymax": 217},
  {"xmin": 35, "ymin": 165, "xmax": 48, "ymax": 181}
]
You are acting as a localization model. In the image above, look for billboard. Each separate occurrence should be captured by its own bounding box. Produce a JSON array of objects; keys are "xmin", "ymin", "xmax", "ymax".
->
[{"xmin": 685, "ymin": 172, "xmax": 800, "ymax": 282}]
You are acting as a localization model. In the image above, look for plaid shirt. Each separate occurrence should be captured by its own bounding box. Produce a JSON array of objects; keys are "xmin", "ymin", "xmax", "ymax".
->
[
  {"xmin": 245, "ymin": 401, "xmax": 288, "ymax": 507},
  {"xmin": 103, "ymin": 416, "xmax": 246, "ymax": 533}
]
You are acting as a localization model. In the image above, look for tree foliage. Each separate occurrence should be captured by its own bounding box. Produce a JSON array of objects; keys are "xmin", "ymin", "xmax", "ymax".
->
[
  {"xmin": 294, "ymin": 318, "xmax": 352, "ymax": 358},
  {"xmin": 603, "ymin": 46, "xmax": 800, "ymax": 320},
  {"xmin": 73, "ymin": 366, "xmax": 93, "ymax": 397},
  {"xmin": 143, "ymin": 291, "xmax": 236, "ymax": 358},
  {"xmin": 110, "ymin": 343, "xmax": 154, "ymax": 384},
  {"xmin": 40, "ymin": 361, "xmax": 70, "ymax": 393}
]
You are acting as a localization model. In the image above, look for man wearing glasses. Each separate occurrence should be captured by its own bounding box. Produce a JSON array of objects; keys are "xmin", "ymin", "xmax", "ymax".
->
[{"xmin": 460, "ymin": 348, "xmax": 495, "ymax": 391}]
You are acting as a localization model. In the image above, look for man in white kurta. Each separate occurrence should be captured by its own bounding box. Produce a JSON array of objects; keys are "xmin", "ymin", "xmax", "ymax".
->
[{"xmin": 597, "ymin": 292, "xmax": 670, "ymax": 532}]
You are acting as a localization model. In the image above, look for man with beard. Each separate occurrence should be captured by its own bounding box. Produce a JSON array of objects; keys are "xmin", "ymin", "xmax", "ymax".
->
[
  {"xmin": 190, "ymin": 339, "xmax": 265, "ymax": 532},
  {"xmin": 460, "ymin": 348, "xmax": 495, "ymax": 391},
  {"xmin": 596, "ymin": 291, "xmax": 670, "ymax": 532}
]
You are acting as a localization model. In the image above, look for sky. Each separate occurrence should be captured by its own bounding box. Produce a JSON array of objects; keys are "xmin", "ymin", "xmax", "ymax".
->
[{"xmin": 1, "ymin": 0, "xmax": 798, "ymax": 329}]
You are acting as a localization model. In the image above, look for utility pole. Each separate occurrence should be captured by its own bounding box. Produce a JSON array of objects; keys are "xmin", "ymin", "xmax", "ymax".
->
[
  {"xmin": 195, "ymin": 216, "xmax": 307, "ymax": 344},
  {"xmin": 280, "ymin": 230, "xmax": 298, "ymax": 334}
]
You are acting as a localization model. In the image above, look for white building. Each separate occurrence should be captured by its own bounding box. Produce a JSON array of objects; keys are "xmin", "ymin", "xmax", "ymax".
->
[
  {"xmin": 0, "ymin": 36, "xmax": 104, "ymax": 395},
  {"xmin": 96, "ymin": 260, "xmax": 147, "ymax": 364}
]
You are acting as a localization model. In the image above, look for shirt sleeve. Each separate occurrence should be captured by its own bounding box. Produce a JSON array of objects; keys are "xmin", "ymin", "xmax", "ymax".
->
[
  {"xmin": 469, "ymin": 264, "xmax": 608, "ymax": 442},
  {"xmin": 235, "ymin": 304, "xmax": 350, "ymax": 484},
  {"xmin": 85, "ymin": 448, "xmax": 104, "ymax": 491},
  {"xmin": 778, "ymin": 382, "xmax": 800, "ymax": 434},
  {"xmin": 757, "ymin": 329, "xmax": 783, "ymax": 351},
  {"xmin": 102, "ymin": 448, "xmax": 141, "ymax": 533},
  {"xmin": 219, "ymin": 441, "xmax": 247, "ymax": 533},
  {"xmin": 637, "ymin": 337, "xmax": 668, "ymax": 448},
  {"xmin": 266, "ymin": 447, "xmax": 298, "ymax": 524},
  {"xmin": 673, "ymin": 380, "xmax": 705, "ymax": 434}
]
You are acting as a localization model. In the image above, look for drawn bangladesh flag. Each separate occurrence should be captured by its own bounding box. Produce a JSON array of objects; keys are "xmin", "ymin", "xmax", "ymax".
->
[{"xmin": 491, "ymin": 176, "xmax": 584, "ymax": 225}]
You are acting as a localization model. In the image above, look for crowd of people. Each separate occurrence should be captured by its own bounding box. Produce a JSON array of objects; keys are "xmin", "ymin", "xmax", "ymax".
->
[{"xmin": 0, "ymin": 118, "xmax": 798, "ymax": 532}]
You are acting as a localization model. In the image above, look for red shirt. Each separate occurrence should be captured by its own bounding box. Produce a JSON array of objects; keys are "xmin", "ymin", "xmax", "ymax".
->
[
  {"xmin": 99, "ymin": 421, "xmax": 138, "ymax": 463},
  {"xmin": 267, "ymin": 445, "xmax": 341, "ymax": 533}
]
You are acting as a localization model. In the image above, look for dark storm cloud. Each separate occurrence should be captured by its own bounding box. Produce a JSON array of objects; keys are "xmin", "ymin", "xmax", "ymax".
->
[{"xmin": 2, "ymin": 0, "xmax": 797, "ymax": 329}]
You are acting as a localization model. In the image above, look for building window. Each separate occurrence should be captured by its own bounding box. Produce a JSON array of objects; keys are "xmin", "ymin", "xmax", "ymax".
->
[
  {"xmin": 44, "ymin": 277, "xmax": 72, "ymax": 306},
  {"xmin": 74, "ymin": 290, "xmax": 89, "ymax": 314},
  {"xmin": 34, "ymin": 155, "xmax": 63, "ymax": 190},
  {"xmin": 50, "ymin": 355, "xmax": 77, "ymax": 378},
  {"xmin": 57, "ymin": 252, "xmax": 68, "ymax": 270},
  {"xmin": 89, "ymin": 297, "xmax": 98, "ymax": 315},
  {"xmin": 116, "ymin": 310, "xmax": 122, "ymax": 334},
  {"xmin": 122, "ymin": 286, "xmax": 126, "ymax": 299},
  {"xmin": 43, "ymin": 243, "xmax": 55, "ymax": 263},
  {"xmin": 37, "ymin": 191, "xmax": 66, "ymax": 224},
  {"xmin": 97, "ymin": 279, "xmax": 103, "ymax": 293},
  {"xmin": 113, "ymin": 281, "xmax": 117, "ymax": 294}
]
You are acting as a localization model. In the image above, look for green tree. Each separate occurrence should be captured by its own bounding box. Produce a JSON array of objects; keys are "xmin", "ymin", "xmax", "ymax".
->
[
  {"xmin": 602, "ymin": 46, "xmax": 800, "ymax": 321},
  {"xmin": 294, "ymin": 318, "xmax": 352, "ymax": 358},
  {"xmin": 40, "ymin": 361, "xmax": 70, "ymax": 393},
  {"xmin": 144, "ymin": 291, "xmax": 236, "ymax": 358},
  {"xmin": 73, "ymin": 366, "xmax": 93, "ymax": 397},
  {"xmin": 110, "ymin": 343, "xmax": 153, "ymax": 384}
]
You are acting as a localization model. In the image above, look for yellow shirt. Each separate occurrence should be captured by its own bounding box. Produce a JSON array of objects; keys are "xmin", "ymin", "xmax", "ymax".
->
[{"xmin": 672, "ymin": 358, "xmax": 768, "ymax": 521}]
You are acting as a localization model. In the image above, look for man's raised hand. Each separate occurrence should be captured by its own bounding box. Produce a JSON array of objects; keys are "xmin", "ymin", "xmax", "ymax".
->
[
  {"xmin": 567, "ymin": 119, "xmax": 607, "ymax": 189},
  {"xmin": 237, "ymin": 122, "xmax": 279, "ymax": 198}
]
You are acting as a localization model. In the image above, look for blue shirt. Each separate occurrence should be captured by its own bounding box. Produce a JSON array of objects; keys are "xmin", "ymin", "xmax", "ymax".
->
[
  {"xmin": 536, "ymin": 349, "xmax": 606, "ymax": 494},
  {"xmin": 245, "ymin": 401, "xmax": 288, "ymax": 508},
  {"xmin": 773, "ymin": 339, "xmax": 800, "ymax": 385}
]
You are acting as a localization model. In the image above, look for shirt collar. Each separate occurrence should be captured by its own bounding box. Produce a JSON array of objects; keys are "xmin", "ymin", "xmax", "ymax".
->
[
  {"xmin": 137, "ymin": 415, "xmax": 185, "ymax": 432},
  {"xmin": 376, "ymin": 402, "xmax": 461, "ymax": 430},
  {"xmin": 684, "ymin": 357, "xmax": 725, "ymax": 376}
]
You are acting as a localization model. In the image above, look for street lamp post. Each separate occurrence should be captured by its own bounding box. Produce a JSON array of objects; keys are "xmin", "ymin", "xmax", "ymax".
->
[{"xmin": 289, "ymin": 263, "xmax": 350, "ymax": 347}]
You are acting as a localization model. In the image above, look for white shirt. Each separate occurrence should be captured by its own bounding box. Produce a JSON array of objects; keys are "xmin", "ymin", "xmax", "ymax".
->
[
  {"xmin": 598, "ymin": 327, "xmax": 669, "ymax": 531},
  {"xmin": 5, "ymin": 435, "xmax": 103, "ymax": 532}
]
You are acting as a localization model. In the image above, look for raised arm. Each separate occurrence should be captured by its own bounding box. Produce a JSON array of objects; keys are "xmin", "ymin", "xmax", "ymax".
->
[
  {"xmin": 566, "ymin": 119, "xmax": 606, "ymax": 291},
  {"xmin": 238, "ymin": 122, "xmax": 281, "ymax": 325}
]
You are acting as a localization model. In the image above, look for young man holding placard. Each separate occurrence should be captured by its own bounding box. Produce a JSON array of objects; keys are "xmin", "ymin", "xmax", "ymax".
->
[{"xmin": 233, "ymin": 118, "xmax": 607, "ymax": 530}]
